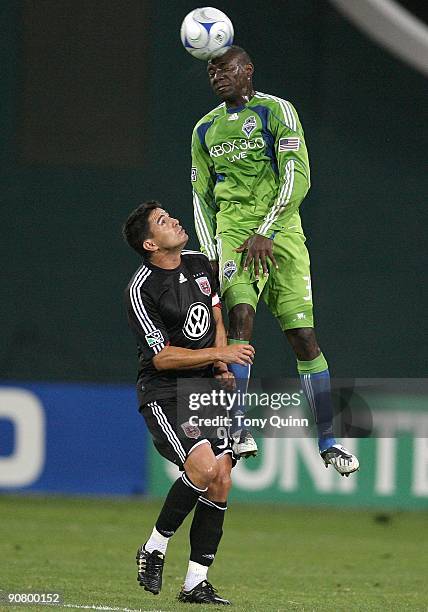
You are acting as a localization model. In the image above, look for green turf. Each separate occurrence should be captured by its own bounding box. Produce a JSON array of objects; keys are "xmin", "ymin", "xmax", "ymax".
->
[{"xmin": 0, "ymin": 495, "xmax": 427, "ymax": 612}]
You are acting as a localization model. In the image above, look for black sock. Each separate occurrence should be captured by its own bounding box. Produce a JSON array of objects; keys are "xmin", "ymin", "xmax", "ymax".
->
[
  {"xmin": 155, "ymin": 472, "xmax": 207, "ymax": 537},
  {"xmin": 189, "ymin": 498, "xmax": 227, "ymax": 566}
]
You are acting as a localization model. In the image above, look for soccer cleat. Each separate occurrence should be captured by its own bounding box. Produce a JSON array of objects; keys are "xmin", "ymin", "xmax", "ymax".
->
[
  {"xmin": 178, "ymin": 580, "xmax": 231, "ymax": 605},
  {"xmin": 136, "ymin": 545, "xmax": 164, "ymax": 594},
  {"xmin": 321, "ymin": 444, "xmax": 359, "ymax": 477},
  {"xmin": 232, "ymin": 430, "xmax": 258, "ymax": 458}
]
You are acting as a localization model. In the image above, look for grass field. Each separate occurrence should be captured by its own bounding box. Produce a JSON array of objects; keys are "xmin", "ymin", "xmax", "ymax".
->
[{"xmin": 0, "ymin": 495, "xmax": 427, "ymax": 612}]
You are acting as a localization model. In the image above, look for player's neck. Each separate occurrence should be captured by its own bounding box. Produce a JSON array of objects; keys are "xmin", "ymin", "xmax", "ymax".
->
[
  {"xmin": 150, "ymin": 249, "xmax": 182, "ymax": 270},
  {"xmin": 224, "ymin": 88, "xmax": 255, "ymax": 109}
]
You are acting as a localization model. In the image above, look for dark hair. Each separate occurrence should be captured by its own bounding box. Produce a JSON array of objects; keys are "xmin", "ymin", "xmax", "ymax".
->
[
  {"xmin": 122, "ymin": 200, "xmax": 161, "ymax": 257},
  {"xmin": 227, "ymin": 45, "xmax": 253, "ymax": 65}
]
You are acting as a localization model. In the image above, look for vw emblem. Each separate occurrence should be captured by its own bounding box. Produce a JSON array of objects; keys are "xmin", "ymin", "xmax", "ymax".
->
[{"xmin": 183, "ymin": 302, "xmax": 210, "ymax": 340}]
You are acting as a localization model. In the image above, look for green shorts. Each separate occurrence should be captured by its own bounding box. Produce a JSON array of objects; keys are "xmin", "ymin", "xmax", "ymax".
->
[{"xmin": 217, "ymin": 228, "xmax": 314, "ymax": 330}]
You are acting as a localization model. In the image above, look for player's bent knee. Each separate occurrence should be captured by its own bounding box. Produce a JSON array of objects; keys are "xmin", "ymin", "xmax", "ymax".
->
[
  {"xmin": 214, "ymin": 468, "xmax": 232, "ymax": 488},
  {"xmin": 208, "ymin": 456, "xmax": 232, "ymax": 498},
  {"xmin": 184, "ymin": 444, "xmax": 219, "ymax": 488},
  {"xmin": 208, "ymin": 473, "xmax": 232, "ymax": 500},
  {"xmin": 288, "ymin": 327, "xmax": 316, "ymax": 341},
  {"xmin": 286, "ymin": 327, "xmax": 320, "ymax": 360},
  {"xmin": 186, "ymin": 461, "xmax": 219, "ymax": 489}
]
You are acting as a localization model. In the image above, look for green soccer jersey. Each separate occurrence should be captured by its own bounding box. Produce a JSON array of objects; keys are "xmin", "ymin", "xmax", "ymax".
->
[{"xmin": 191, "ymin": 91, "xmax": 311, "ymax": 261}]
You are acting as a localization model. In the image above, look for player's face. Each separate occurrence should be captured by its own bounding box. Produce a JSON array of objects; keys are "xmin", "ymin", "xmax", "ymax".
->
[
  {"xmin": 147, "ymin": 208, "xmax": 188, "ymax": 252},
  {"xmin": 207, "ymin": 52, "xmax": 251, "ymax": 100}
]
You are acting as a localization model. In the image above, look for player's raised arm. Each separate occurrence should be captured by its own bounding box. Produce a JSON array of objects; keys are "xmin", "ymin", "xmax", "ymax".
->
[
  {"xmin": 256, "ymin": 100, "xmax": 311, "ymax": 238},
  {"xmin": 191, "ymin": 124, "xmax": 218, "ymax": 262}
]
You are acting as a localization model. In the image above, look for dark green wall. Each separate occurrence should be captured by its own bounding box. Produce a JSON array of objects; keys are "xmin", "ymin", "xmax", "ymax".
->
[{"xmin": 1, "ymin": 1, "xmax": 427, "ymax": 382}]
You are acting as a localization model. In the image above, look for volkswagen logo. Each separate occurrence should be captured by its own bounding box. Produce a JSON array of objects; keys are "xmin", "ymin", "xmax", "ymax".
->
[{"xmin": 183, "ymin": 302, "xmax": 210, "ymax": 340}]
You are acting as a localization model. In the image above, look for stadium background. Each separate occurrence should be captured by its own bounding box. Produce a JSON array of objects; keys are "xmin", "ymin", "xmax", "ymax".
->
[
  {"xmin": 2, "ymin": 0, "xmax": 427, "ymax": 384},
  {"xmin": 1, "ymin": 1, "xmax": 428, "ymax": 603}
]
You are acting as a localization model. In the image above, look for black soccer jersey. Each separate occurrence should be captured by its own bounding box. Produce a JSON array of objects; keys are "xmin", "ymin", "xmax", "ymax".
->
[{"xmin": 125, "ymin": 250, "xmax": 220, "ymax": 404}]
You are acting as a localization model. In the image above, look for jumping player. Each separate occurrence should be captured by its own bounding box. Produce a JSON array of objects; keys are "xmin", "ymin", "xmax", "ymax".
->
[{"xmin": 191, "ymin": 46, "xmax": 359, "ymax": 475}]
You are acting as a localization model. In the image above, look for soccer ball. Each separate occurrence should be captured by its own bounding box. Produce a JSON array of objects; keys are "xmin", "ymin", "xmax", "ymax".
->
[{"xmin": 180, "ymin": 7, "xmax": 234, "ymax": 61}]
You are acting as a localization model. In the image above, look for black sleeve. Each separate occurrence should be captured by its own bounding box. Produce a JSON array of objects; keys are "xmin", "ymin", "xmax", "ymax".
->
[{"xmin": 125, "ymin": 285, "xmax": 170, "ymax": 359}]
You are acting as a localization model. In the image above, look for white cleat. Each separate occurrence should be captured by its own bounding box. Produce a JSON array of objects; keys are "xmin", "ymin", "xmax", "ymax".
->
[
  {"xmin": 232, "ymin": 430, "xmax": 258, "ymax": 458},
  {"xmin": 320, "ymin": 444, "xmax": 359, "ymax": 477}
]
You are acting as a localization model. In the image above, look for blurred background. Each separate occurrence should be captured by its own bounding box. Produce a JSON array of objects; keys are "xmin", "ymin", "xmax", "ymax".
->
[{"xmin": 1, "ymin": 0, "xmax": 427, "ymax": 507}]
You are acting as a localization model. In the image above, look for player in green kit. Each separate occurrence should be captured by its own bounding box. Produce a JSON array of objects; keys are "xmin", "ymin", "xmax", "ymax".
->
[{"xmin": 191, "ymin": 46, "xmax": 359, "ymax": 475}]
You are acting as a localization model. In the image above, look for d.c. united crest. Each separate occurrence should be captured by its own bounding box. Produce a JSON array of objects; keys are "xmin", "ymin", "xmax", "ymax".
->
[
  {"xmin": 180, "ymin": 421, "xmax": 201, "ymax": 439},
  {"xmin": 195, "ymin": 276, "xmax": 211, "ymax": 296}
]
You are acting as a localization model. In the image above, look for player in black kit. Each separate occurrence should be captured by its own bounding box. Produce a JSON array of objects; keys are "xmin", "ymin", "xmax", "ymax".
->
[{"xmin": 123, "ymin": 201, "xmax": 254, "ymax": 605}]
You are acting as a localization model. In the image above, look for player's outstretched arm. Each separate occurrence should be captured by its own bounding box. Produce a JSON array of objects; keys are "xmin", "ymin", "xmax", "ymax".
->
[{"xmin": 152, "ymin": 343, "xmax": 254, "ymax": 371}]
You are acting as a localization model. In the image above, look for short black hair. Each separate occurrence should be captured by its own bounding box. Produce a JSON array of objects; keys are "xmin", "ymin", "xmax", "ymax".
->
[
  {"xmin": 122, "ymin": 200, "xmax": 161, "ymax": 257},
  {"xmin": 210, "ymin": 45, "xmax": 252, "ymax": 66},
  {"xmin": 227, "ymin": 45, "xmax": 252, "ymax": 65}
]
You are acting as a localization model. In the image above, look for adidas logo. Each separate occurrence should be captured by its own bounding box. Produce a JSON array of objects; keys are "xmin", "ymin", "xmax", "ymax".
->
[
  {"xmin": 179, "ymin": 273, "xmax": 187, "ymax": 284},
  {"xmin": 202, "ymin": 553, "xmax": 215, "ymax": 560}
]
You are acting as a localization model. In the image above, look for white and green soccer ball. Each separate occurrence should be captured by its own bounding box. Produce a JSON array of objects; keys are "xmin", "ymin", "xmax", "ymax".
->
[{"xmin": 180, "ymin": 7, "xmax": 234, "ymax": 61}]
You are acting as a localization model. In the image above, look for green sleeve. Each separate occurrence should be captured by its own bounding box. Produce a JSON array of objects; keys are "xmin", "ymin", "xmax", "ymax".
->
[
  {"xmin": 191, "ymin": 126, "xmax": 218, "ymax": 261},
  {"xmin": 256, "ymin": 102, "xmax": 311, "ymax": 237}
]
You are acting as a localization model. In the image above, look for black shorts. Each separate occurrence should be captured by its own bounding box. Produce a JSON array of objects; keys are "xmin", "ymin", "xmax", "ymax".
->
[{"xmin": 140, "ymin": 397, "xmax": 235, "ymax": 470}]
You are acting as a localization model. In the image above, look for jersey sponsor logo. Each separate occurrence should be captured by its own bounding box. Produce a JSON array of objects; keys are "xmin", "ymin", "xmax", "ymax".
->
[
  {"xmin": 279, "ymin": 137, "xmax": 300, "ymax": 151},
  {"xmin": 180, "ymin": 421, "xmax": 201, "ymax": 439},
  {"xmin": 195, "ymin": 276, "xmax": 211, "ymax": 296},
  {"xmin": 183, "ymin": 302, "xmax": 211, "ymax": 340},
  {"xmin": 145, "ymin": 329, "xmax": 164, "ymax": 348},
  {"xmin": 223, "ymin": 259, "xmax": 237, "ymax": 281},
  {"xmin": 242, "ymin": 115, "xmax": 257, "ymax": 137},
  {"xmin": 209, "ymin": 137, "xmax": 265, "ymax": 160},
  {"xmin": 191, "ymin": 167, "xmax": 197, "ymax": 181}
]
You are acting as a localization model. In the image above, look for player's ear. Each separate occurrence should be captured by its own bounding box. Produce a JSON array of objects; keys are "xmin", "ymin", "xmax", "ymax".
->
[
  {"xmin": 143, "ymin": 239, "xmax": 158, "ymax": 253},
  {"xmin": 246, "ymin": 63, "xmax": 254, "ymax": 79}
]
